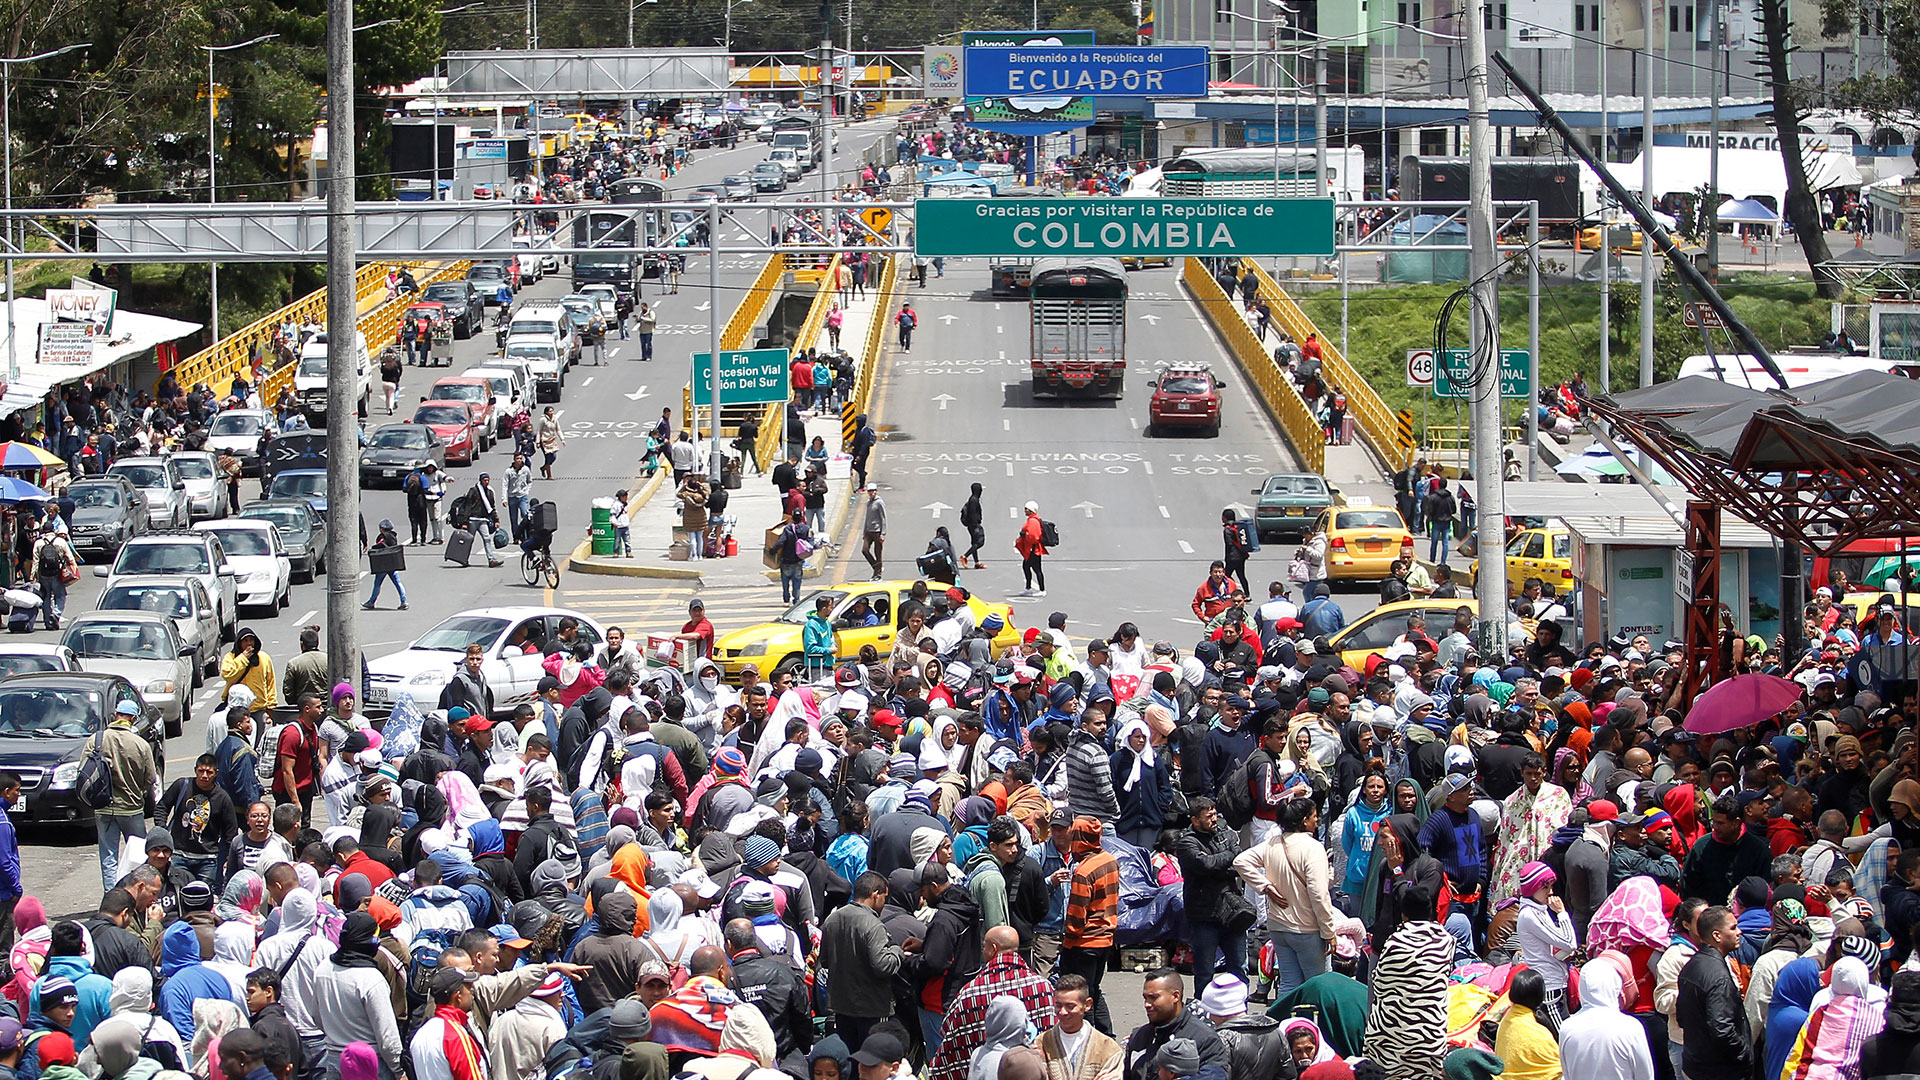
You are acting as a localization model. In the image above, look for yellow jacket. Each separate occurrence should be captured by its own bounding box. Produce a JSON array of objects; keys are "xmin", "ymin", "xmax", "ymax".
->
[{"xmin": 221, "ymin": 646, "xmax": 278, "ymax": 710}]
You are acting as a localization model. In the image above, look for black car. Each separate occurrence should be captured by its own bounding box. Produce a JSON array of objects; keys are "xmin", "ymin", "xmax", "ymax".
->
[
  {"xmin": 236, "ymin": 498, "xmax": 328, "ymax": 583},
  {"xmin": 358, "ymin": 423, "xmax": 446, "ymax": 487},
  {"xmin": 421, "ymin": 281, "xmax": 485, "ymax": 337},
  {"xmin": 66, "ymin": 477, "xmax": 148, "ymax": 557},
  {"xmin": 0, "ymin": 672, "xmax": 165, "ymax": 826}
]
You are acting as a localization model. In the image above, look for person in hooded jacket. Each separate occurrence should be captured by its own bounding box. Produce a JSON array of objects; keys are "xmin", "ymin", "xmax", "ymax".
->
[
  {"xmin": 155, "ymin": 922, "xmax": 241, "ymax": 1044},
  {"xmin": 401, "ymin": 716, "xmax": 457, "ymax": 790},
  {"xmin": 313, "ymin": 912, "xmax": 404, "ymax": 1080},
  {"xmin": 1198, "ymin": 975, "xmax": 1291, "ymax": 1080},
  {"xmin": 572, "ymin": 891, "xmax": 651, "ymax": 1015},
  {"xmin": 74, "ymin": 969, "xmax": 185, "ymax": 1078},
  {"xmin": 911, "ymin": 862, "xmax": 984, "ymax": 1049},
  {"xmin": 465, "ymin": 821, "xmax": 524, "ymax": 909},
  {"xmin": 254, "ymin": 886, "xmax": 331, "ymax": 1071},
  {"xmin": 1863, "ymin": 969, "xmax": 1920, "ymax": 1080},
  {"xmin": 84, "ymin": 1015, "xmax": 194, "ymax": 1080},
  {"xmin": 1765, "ymin": 959, "xmax": 1822, "ymax": 1080},
  {"xmin": 1555, "ymin": 961, "xmax": 1652, "ymax": 1080}
]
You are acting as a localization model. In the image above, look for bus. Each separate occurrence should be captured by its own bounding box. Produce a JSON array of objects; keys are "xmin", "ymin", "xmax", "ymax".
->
[
  {"xmin": 1029, "ymin": 258, "xmax": 1127, "ymax": 399},
  {"xmin": 609, "ymin": 177, "xmax": 670, "ymax": 277}
]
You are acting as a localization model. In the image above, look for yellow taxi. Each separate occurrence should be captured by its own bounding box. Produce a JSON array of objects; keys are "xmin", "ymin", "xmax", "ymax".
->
[
  {"xmin": 1119, "ymin": 255, "xmax": 1174, "ymax": 270},
  {"xmin": 1471, "ymin": 526, "xmax": 1574, "ymax": 597},
  {"xmin": 712, "ymin": 579, "xmax": 1023, "ymax": 679},
  {"xmin": 1328, "ymin": 598, "xmax": 1480, "ymax": 671},
  {"xmin": 1837, "ymin": 591, "xmax": 1920, "ymax": 628},
  {"xmin": 1577, "ymin": 222, "xmax": 1643, "ymax": 252},
  {"xmin": 1314, "ymin": 506, "xmax": 1416, "ymax": 584}
]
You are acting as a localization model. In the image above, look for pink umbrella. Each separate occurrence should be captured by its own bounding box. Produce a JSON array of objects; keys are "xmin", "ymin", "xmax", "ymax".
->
[{"xmin": 1683, "ymin": 672, "xmax": 1805, "ymax": 735}]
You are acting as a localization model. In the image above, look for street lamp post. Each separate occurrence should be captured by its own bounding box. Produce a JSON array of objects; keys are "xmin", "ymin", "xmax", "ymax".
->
[
  {"xmin": 204, "ymin": 34, "xmax": 277, "ymax": 346},
  {"xmin": 725, "ymin": 0, "xmax": 753, "ymax": 56},
  {"xmin": 628, "ymin": 0, "xmax": 657, "ymax": 49},
  {"xmin": 2, "ymin": 42, "xmax": 87, "ymax": 382}
]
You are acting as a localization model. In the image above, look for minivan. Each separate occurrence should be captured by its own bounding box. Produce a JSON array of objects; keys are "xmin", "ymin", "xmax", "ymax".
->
[
  {"xmin": 507, "ymin": 303, "xmax": 580, "ymax": 364},
  {"xmin": 768, "ymin": 148, "xmax": 803, "ymax": 180},
  {"xmin": 295, "ymin": 329, "xmax": 372, "ymax": 421},
  {"xmin": 772, "ymin": 130, "xmax": 816, "ymax": 166}
]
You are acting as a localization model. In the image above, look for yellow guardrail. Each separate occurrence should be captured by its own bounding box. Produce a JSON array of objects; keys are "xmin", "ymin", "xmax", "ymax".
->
[
  {"xmin": 259, "ymin": 261, "xmax": 472, "ymax": 409},
  {"xmin": 1424, "ymin": 424, "xmax": 1523, "ymax": 477},
  {"xmin": 1249, "ymin": 262, "xmax": 1407, "ymax": 471},
  {"xmin": 749, "ymin": 253, "xmax": 843, "ymax": 470},
  {"xmin": 168, "ymin": 262, "xmax": 399, "ymax": 397},
  {"xmin": 1182, "ymin": 258, "xmax": 1324, "ymax": 476},
  {"xmin": 684, "ymin": 252, "xmax": 799, "ymax": 422}
]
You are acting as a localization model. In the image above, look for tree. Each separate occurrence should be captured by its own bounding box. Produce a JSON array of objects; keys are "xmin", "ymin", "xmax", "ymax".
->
[{"xmin": 1754, "ymin": 0, "xmax": 1840, "ymax": 298}]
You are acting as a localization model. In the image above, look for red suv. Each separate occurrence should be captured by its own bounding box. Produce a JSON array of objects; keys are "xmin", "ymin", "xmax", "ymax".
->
[{"xmin": 1148, "ymin": 365, "xmax": 1223, "ymax": 436}]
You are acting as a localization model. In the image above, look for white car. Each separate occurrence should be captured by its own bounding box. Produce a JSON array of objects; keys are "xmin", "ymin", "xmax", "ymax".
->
[
  {"xmin": 194, "ymin": 521, "xmax": 291, "ymax": 613},
  {"xmin": 171, "ymin": 451, "xmax": 229, "ymax": 521},
  {"xmin": 95, "ymin": 533, "xmax": 238, "ymax": 642},
  {"xmin": 364, "ymin": 607, "xmax": 609, "ymax": 717},
  {"xmin": 60, "ymin": 612, "xmax": 193, "ymax": 737},
  {"xmin": 95, "ymin": 575, "xmax": 220, "ymax": 683},
  {"xmin": 106, "ymin": 456, "xmax": 189, "ymax": 529},
  {"xmin": 0, "ymin": 643, "xmax": 79, "ymax": 679},
  {"xmin": 203, "ymin": 409, "xmax": 278, "ymax": 476}
]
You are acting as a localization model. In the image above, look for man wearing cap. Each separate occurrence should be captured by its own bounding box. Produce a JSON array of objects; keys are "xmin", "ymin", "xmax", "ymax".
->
[
  {"xmin": 852, "ymin": 1029, "xmax": 909, "ymax": 1080},
  {"xmin": 456, "ymin": 715, "xmax": 496, "ymax": 791},
  {"xmin": 1563, "ymin": 801, "xmax": 1616, "ymax": 941},
  {"xmin": 676, "ymin": 601, "xmax": 716, "ymax": 661},
  {"xmin": 93, "ymin": 698, "xmax": 157, "ymax": 891},
  {"xmin": 485, "ymin": 968, "xmax": 568, "ymax": 1077},
  {"xmin": 1609, "ymin": 809, "xmax": 1681, "ymax": 890},
  {"xmin": 1417, "ymin": 773, "xmax": 1487, "ymax": 931},
  {"xmin": 1015, "ymin": 502, "xmax": 1049, "ymax": 599},
  {"xmin": 409, "ymin": 965, "xmax": 489, "ymax": 1080}
]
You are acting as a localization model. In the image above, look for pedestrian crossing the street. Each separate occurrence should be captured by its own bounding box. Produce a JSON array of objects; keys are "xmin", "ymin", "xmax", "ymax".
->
[{"xmin": 550, "ymin": 580, "xmax": 797, "ymax": 639}]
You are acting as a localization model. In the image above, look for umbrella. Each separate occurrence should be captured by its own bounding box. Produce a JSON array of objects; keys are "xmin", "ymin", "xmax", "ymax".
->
[
  {"xmin": 1861, "ymin": 550, "xmax": 1920, "ymax": 589},
  {"xmin": 1554, "ymin": 444, "xmax": 1677, "ymax": 485},
  {"xmin": 0, "ymin": 442, "xmax": 61, "ymax": 469},
  {"xmin": 1683, "ymin": 673, "xmax": 1806, "ymax": 735},
  {"xmin": 0, "ymin": 476, "xmax": 49, "ymax": 503}
]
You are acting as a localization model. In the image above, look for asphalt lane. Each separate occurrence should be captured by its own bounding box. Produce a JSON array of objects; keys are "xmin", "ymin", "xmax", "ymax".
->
[
  {"xmin": 20, "ymin": 118, "xmax": 896, "ymax": 915},
  {"xmin": 852, "ymin": 258, "xmax": 1316, "ymax": 635}
]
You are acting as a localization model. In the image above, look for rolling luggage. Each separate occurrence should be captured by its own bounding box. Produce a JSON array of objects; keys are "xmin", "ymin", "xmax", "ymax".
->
[{"xmin": 445, "ymin": 528, "xmax": 475, "ymax": 566}]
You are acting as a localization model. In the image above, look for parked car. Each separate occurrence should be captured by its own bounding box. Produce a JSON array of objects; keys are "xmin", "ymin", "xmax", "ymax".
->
[
  {"xmin": 236, "ymin": 499, "xmax": 327, "ymax": 583},
  {"xmin": 95, "ymin": 532, "xmax": 238, "ymax": 643},
  {"xmin": 420, "ymin": 281, "xmax": 485, "ymax": 337},
  {"xmin": 106, "ymin": 456, "xmax": 189, "ymax": 529},
  {"xmin": 204, "ymin": 409, "xmax": 277, "ymax": 476},
  {"xmin": 360, "ymin": 423, "xmax": 447, "ymax": 486},
  {"xmin": 194, "ymin": 521, "xmax": 292, "ymax": 614},
  {"xmin": 0, "ymin": 672, "xmax": 165, "ymax": 824},
  {"xmin": 364, "ymin": 607, "xmax": 610, "ymax": 716},
  {"xmin": 171, "ymin": 451, "xmax": 229, "ymax": 521},
  {"xmin": 466, "ymin": 263, "xmax": 513, "ymax": 304},
  {"xmin": 95, "ymin": 576, "xmax": 220, "ymax": 683},
  {"xmin": 427, "ymin": 379, "xmax": 497, "ymax": 451},
  {"xmin": 61, "ymin": 612, "xmax": 193, "ymax": 737},
  {"xmin": 412, "ymin": 402, "xmax": 482, "ymax": 466},
  {"xmin": 65, "ymin": 478, "xmax": 148, "ymax": 557}
]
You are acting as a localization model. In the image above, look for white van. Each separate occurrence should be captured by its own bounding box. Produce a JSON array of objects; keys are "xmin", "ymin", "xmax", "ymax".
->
[
  {"xmin": 507, "ymin": 302, "xmax": 579, "ymax": 364},
  {"xmin": 295, "ymin": 329, "xmax": 372, "ymax": 421},
  {"xmin": 768, "ymin": 147, "xmax": 803, "ymax": 180},
  {"xmin": 772, "ymin": 130, "xmax": 817, "ymax": 167},
  {"xmin": 509, "ymin": 236, "xmax": 545, "ymax": 282},
  {"xmin": 463, "ymin": 365, "xmax": 530, "ymax": 435}
]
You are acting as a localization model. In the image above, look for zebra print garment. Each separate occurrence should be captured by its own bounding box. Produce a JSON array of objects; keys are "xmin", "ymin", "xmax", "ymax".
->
[{"xmin": 1362, "ymin": 919, "xmax": 1455, "ymax": 1080}]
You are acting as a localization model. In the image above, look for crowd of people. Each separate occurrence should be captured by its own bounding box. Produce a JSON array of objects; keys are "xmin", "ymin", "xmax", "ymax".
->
[{"xmin": 0, "ymin": 553, "xmax": 1911, "ymax": 1080}]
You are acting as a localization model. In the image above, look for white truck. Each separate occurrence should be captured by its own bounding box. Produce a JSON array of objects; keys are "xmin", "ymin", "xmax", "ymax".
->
[{"xmin": 294, "ymin": 329, "xmax": 372, "ymax": 422}]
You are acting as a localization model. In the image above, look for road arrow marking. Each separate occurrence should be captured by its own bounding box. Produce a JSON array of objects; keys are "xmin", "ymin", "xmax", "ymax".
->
[
  {"xmin": 1071, "ymin": 500, "xmax": 1102, "ymax": 518},
  {"xmin": 696, "ymin": 301, "xmax": 711, "ymax": 311},
  {"xmin": 625, "ymin": 384, "xmax": 650, "ymax": 401},
  {"xmin": 1177, "ymin": 539, "xmax": 1194, "ymax": 554},
  {"xmin": 939, "ymin": 314, "xmax": 958, "ymax": 324},
  {"xmin": 923, "ymin": 501, "xmax": 953, "ymax": 519},
  {"xmin": 1141, "ymin": 314, "xmax": 1161, "ymax": 324},
  {"xmin": 932, "ymin": 393, "xmax": 955, "ymax": 410}
]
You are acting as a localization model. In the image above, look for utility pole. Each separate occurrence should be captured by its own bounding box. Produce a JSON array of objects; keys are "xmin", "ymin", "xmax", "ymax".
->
[
  {"xmin": 1597, "ymin": 6, "xmax": 1609, "ymax": 392},
  {"xmin": 324, "ymin": 0, "xmax": 360, "ymax": 690},
  {"xmin": 1640, "ymin": 0, "xmax": 1655, "ymax": 386},
  {"xmin": 818, "ymin": 1, "xmax": 835, "ymax": 201},
  {"xmin": 1706, "ymin": 0, "xmax": 1721, "ymax": 277},
  {"xmin": 1465, "ymin": 0, "xmax": 1508, "ymax": 650},
  {"xmin": 1314, "ymin": 42, "xmax": 1327, "ymax": 197},
  {"xmin": 706, "ymin": 202, "xmax": 724, "ymax": 480}
]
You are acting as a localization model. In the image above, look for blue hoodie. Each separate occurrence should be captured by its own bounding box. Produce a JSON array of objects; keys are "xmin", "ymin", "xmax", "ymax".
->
[
  {"xmin": 30, "ymin": 954, "xmax": 110, "ymax": 1048},
  {"xmin": 157, "ymin": 921, "xmax": 241, "ymax": 1041}
]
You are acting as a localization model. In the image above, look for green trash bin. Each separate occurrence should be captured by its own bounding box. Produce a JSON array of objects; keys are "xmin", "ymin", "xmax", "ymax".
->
[{"xmin": 590, "ymin": 502, "xmax": 617, "ymax": 556}]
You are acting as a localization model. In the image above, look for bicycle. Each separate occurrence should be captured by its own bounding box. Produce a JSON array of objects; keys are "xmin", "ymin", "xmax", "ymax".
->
[{"xmin": 521, "ymin": 543, "xmax": 560, "ymax": 588}]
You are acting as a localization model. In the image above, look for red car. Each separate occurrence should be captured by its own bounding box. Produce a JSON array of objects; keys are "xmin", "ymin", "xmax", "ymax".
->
[
  {"xmin": 411, "ymin": 401, "xmax": 481, "ymax": 465},
  {"xmin": 1148, "ymin": 364, "xmax": 1223, "ymax": 436},
  {"xmin": 428, "ymin": 378, "xmax": 497, "ymax": 452}
]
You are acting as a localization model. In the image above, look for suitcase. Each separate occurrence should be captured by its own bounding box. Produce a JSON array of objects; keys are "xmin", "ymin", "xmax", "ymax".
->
[
  {"xmin": 536, "ymin": 500, "xmax": 559, "ymax": 533},
  {"xmin": 445, "ymin": 528, "xmax": 475, "ymax": 566}
]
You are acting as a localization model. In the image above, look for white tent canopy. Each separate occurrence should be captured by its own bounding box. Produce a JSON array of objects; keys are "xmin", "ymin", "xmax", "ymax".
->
[
  {"xmin": 0, "ymin": 299, "xmax": 201, "ymax": 418},
  {"xmin": 1716, "ymin": 197, "xmax": 1782, "ymax": 223},
  {"xmin": 1606, "ymin": 146, "xmax": 1863, "ymax": 210}
]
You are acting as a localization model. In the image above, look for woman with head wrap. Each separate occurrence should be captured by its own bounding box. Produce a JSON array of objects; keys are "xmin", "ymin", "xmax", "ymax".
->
[
  {"xmin": 1108, "ymin": 718, "xmax": 1172, "ymax": 851},
  {"xmin": 1661, "ymin": 783, "xmax": 1707, "ymax": 860},
  {"xmin": 1362, "ymin": 896, "xmax": 1453, "ymax": 1080},
  {"xmin": 437, "ymin": 770, "xmax": 489, "ymax": 834},
  {"xmin": 339, "ymin": 1043, "xmax": 380, "ymax": 1080},
  {"xmin": 1281, "ymin": 1017, "xmax": 1339, "ymax": 1070},
  {"xmin": 909, "ymin": 827, "xmax": 950, "ymax": 876},
  {"xmin": 401, "ymin": 785, "xmax": 450, "ymax": 868},
  {"xmin": 1360, "ymin": 813, "xmax": 1447, "ymax": 954},
  {"xmin": 1763, "ymin": 957, "xmax": 1824, "ymax": 1080},
  {"xmin": 966, "ymin": 997, "xmax": 1032, "ymax": 1080},
  {"xmin": 808, "ymin": 1034, "xmax": 852, "ymax": 1080},
  {"xmin": 92, "ymin": 968, "xmax": 187, "ymax": 1074},
  {"xmin": 1778, "ymin": 956, "xmax": 1887, "ymax": 1080},
  {"xmin": 948, "ymin": 796, "xmax": 998, "ymax": 868},
  {"xmin": 1745, "ymin": 899, "xmax": 1815, "ymax": 1038},
  {"xmin": 1551, "ymin": 747, "xmax": 1594, "ymax": 806},
  {"xmin": 187, "ymin": 995, "xmax": 247, "ymax": 1079},
  {"xmin": 215, "ymin": 869, "xmax": 265, "ymax": 929},
  {"xmin": 3, "ymin": 903, "xmax": 50, "ymax": 1018}
]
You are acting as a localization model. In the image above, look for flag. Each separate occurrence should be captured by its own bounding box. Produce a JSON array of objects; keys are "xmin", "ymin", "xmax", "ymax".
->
[{"xmin": 1138, "ymin": 6, "xmax": 1154, "ymax": 38}]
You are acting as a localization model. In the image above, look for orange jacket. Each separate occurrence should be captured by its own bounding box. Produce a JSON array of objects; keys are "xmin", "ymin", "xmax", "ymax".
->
[{"xmin": 1015, "ymin": 513, "xmax": 1047, "ymax": 558}]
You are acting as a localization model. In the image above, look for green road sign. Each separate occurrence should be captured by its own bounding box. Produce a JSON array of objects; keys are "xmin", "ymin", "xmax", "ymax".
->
[
  {"xmin": 912, "ymin": 197, "xmax": 1335, "ymax": 257},
  {"xmin": 693, "ymin": 348, "xmax": 791, "ymax": 406},
  {"xmin": 1434, "ymin": 348, "xmax": 1532, "ymax": 399}
]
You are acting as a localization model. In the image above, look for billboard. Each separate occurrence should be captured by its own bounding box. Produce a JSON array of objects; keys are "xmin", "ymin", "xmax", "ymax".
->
[
  {"xmin": 962, "ymin": 31, "xmax": 1095, "ymax": 129},
  {"xmin": 1507, "ymin": 0, "xmax": 1575, "ymax": 47},
  {"xmin": 37, "ymin": 322, "xmax": 93, "ymax": 365},
  {"xmin": 923, "ymin": 45, "xmax": 963, "ymax": 97},
  {"xmin": 46, "ymin": 282, "xmax": 116, "ymax": 332},
  {"xmin": 961, "ymin": 46, "xmax": 1209, "ymax": 99}
]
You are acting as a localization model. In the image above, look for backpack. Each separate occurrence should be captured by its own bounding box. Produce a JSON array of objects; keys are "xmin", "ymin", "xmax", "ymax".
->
[
  {"xmin": 76, "ymin": 729, "xmax": 114, "ymax": 810},
  {"xmin": 1216, "ymin": 748, "xmax": 1270, "ymax": 830},
  {"xmin": 140, "ymin": 1015, "xmax": 184, "ymax": 1073},
  {"xmin": 642, "ymin": 933, "xmax": 694, "ymax": 990},
  {"xmin": 404, "ymin": 924, "xmax": 464, "ymax": 1009},
  {"xmin": 1039, "ymin": 520, "xmax": 1060, "ymax": 548},
  {"xmin": 34, "ymin": 540, "xmax": 63, "ymax": 581},
  {"xmin": 542, "ymin": 1006, "xmax": 614, "ymax": 1080}
]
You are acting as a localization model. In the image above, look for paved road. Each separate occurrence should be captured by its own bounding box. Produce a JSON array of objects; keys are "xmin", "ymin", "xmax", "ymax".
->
[{"xmin": 20, "ymin": 117, "xmax": 898, "ymax": 916}]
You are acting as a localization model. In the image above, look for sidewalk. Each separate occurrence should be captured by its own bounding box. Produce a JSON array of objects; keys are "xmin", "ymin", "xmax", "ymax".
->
[
  {"xmin": 563, "ymin": 273, "xmax": 889, "ymax": 585},
  {"xmin": 1216, "ymin": 295, "xmax": 1385, "ymax": 493}
]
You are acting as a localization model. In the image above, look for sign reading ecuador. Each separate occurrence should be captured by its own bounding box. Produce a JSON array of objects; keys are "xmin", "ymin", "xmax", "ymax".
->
[
  {"xmin": 961, "ymin": 46, "xmax": 1211, "ymax": 99},
  {"xmin": 912, "ymin": 197, "xmax": 1337, "ymax": 258}
]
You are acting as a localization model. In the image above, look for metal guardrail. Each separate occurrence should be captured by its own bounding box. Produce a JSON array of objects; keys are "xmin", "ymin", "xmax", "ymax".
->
[
  {"xmin": 750, "ymin": 254, "xmax": 842, "ymax": 470},
  {"xmin": 1182, "ymin": 258, "xmax": 1324, "ymax": 476},
  {"xmin": 168, "ymin": 261, "xmax": 395, "ymax": 396},
  {"xmin": 840, "ymin": 253, "xmax": 898, "ymax": 451},
  {"xmin": 258, "ymin": 261, "xmax": 472, "ymax": 409},
  {"xmin": 1249, "ymin": 262, "xmax": 1408, "ymax": 472},
  {"xmin": 1424, "ymin": 424, "xmax": 1523, "ymax": 476},
  {"xmin": 684, "ymin": 252, "xmax": 787, "ymax": 423}
]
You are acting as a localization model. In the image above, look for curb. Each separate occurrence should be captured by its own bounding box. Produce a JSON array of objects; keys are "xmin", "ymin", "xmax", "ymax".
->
[{"xmin": 566, "ymin": 466, "xmax": 695, "ymax": 578}]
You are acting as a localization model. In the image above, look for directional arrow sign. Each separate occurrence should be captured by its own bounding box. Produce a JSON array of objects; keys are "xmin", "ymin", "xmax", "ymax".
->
[
  {"xmin": 1070, "ymin": 500, "xmax": 1102, "ymax": 518},
  {"xmin": 696, "ymin": 301, "xmax": 711, "ymax": 312},
  {"xmin": 625, "ymin": 384, "xmax": 650, "ymax": 401},
  {"xmin": 939, "ymin": 314, "xmax": 959, "ymax": 324},
  {"xmin": 923, "ymin": 501, "xmax": 953, "ymax": 519},
  {"xmin": 932, "ymin": 393, "xmax": 955, "ymax": 411},
  {"xmin": 1141, "ymin": 314, "xmax": 1161, "ymax": 324}
]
